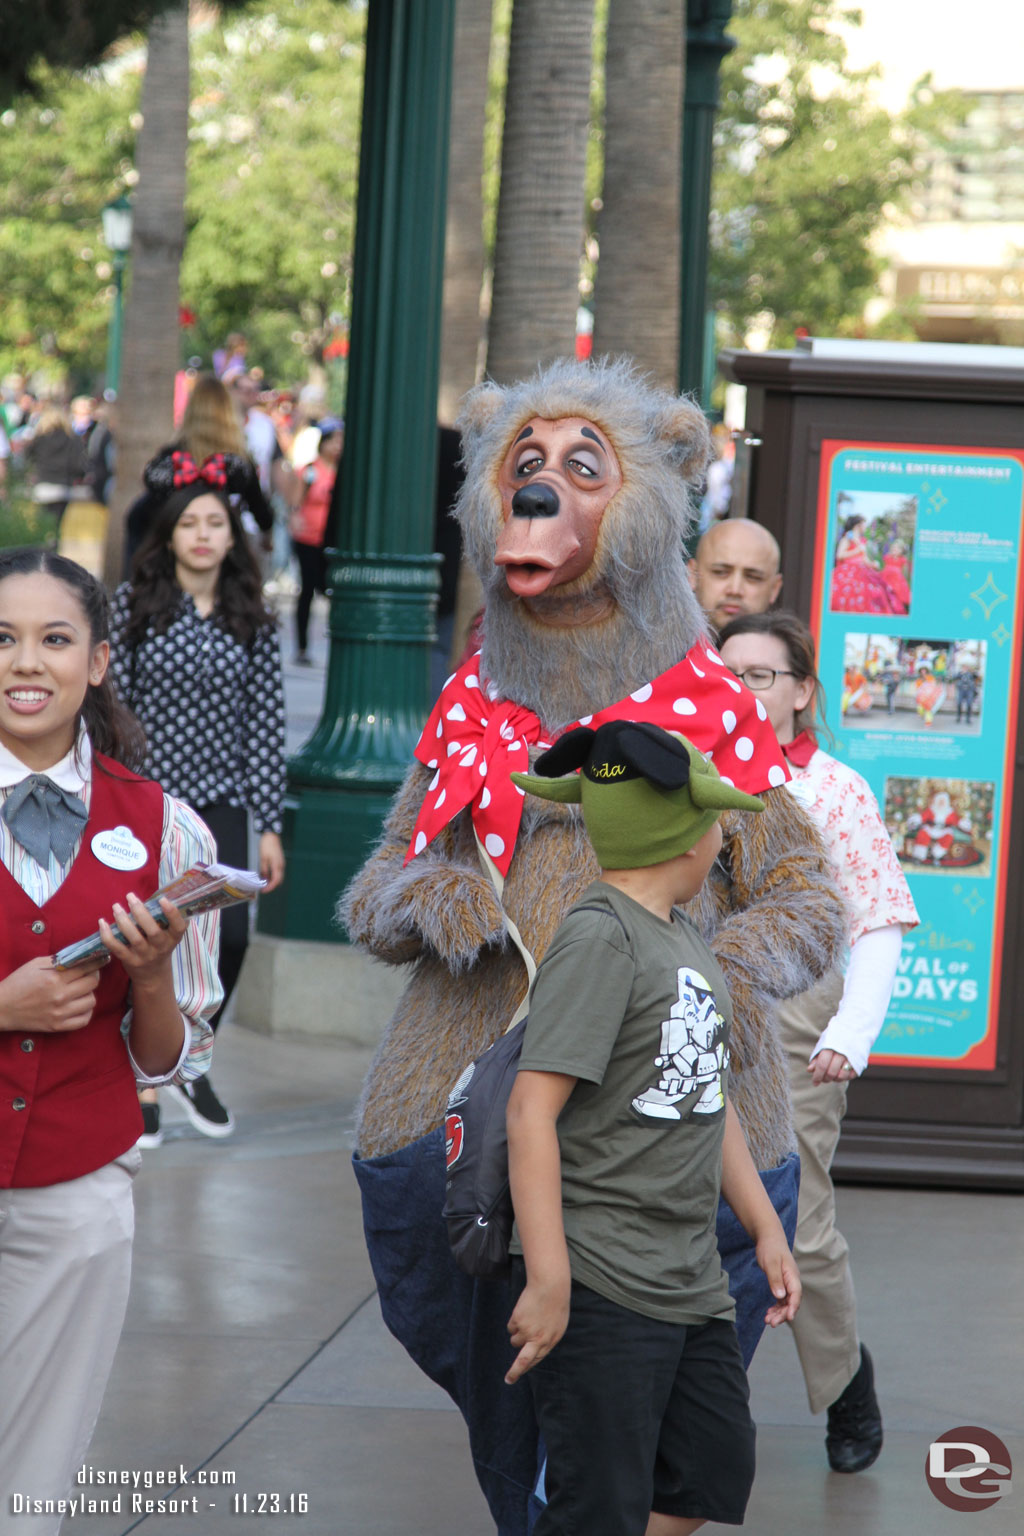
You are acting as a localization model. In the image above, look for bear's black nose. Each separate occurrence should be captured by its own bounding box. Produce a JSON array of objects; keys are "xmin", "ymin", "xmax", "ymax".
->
[{"xmin": 511, "ymin": 482, "xmax": 560, "ymax": 519}]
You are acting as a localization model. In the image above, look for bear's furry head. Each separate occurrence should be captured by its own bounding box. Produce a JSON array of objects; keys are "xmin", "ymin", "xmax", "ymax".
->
[{"xmin": 454, "ymin": 356, "xmax": 714, "ymax": 731}]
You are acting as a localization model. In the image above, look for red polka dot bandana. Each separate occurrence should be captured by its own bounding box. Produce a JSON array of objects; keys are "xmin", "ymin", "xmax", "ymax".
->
[{"xmin": 405, "ymin": 643, "xmax": 789, "ymax": 876}]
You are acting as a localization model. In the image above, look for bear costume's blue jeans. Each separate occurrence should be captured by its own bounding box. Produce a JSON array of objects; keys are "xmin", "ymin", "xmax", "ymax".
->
[{"xmin": 353, "ymin": 1132, "xmax": 799, "ymax": 1536}]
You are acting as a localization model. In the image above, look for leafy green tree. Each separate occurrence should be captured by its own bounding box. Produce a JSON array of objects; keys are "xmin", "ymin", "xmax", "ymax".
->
[
  {"xmin": 0, "ymin": 66, "xmax": 138, "ymax": 382},
  {"xmin": 181, "ymin": 0, "xmax": 365, "ymax": 381},
  {"xmin": 709, "ymin": 0, "xmax": 961, "ymax": 348},
  {"xmin": 0, "ymin": 1, "xmax": 365, "ymax": 389}
]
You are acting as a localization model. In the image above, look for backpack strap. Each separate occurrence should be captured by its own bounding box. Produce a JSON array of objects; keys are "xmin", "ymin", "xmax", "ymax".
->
[
  {"xmin": 474, "ymin": 830, "xmax": 629, "ymax": 1033},
  {"xmin": 474, "ymin": 830, "xmax": 535, "ymax": 1032}
]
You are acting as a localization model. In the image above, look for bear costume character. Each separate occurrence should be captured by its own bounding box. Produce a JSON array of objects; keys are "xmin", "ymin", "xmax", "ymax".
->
[{"xmin": 342, "ymin": 358, "xmax": 846, "ymax": 1533}]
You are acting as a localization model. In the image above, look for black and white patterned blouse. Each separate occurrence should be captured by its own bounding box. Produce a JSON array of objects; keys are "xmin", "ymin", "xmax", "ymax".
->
[{"xmin": 108, "ymin": 584, "xmax": 286, "ymax": 835}]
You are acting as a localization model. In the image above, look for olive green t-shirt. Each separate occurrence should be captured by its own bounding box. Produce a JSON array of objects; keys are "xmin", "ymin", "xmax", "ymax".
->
[{"xmin": 512, "ymin": 880, "xmax": 735, "ymax": 1325}]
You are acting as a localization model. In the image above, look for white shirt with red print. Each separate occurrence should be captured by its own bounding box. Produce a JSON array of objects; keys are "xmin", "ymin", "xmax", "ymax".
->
[{"xmin": 783, "ymin": 733, "xmax": 918, "ymax": 1073}]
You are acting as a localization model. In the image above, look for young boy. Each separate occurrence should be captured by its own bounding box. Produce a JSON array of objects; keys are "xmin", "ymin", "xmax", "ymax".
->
[{"xmin": 506, "ymin": 719, "xmax": 801, "ymax": 1535}]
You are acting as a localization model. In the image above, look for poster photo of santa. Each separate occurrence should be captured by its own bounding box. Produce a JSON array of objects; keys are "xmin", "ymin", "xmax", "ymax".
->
[
  {"xmin": 884, "ymin": 776, "xmax": 995, "ymax": 877},
  {"xmin": 840, "ymin": 634, "xmax": 985, "ymax": 734},
  {"xmin": 829, "ymin": 490, "xmax": 917, "ymax": 617}
]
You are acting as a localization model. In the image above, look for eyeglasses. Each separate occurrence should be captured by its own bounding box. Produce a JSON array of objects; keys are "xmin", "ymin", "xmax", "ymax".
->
[{"xmin": 733, "ymin": 667, "xmax": 802, "ymax": 690}]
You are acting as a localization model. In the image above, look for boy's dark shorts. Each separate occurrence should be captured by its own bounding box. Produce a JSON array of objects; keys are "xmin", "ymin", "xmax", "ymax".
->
[{"xmin": 521, "ymin": 1269, "xmax": 755, "ymax": 1534}]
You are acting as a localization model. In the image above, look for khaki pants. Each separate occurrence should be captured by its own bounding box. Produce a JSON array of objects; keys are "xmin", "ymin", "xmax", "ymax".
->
[
  {"xmin": 0, "ymin": 1149, "xmax": 139, "ymax": 1533},
  {"xmin": 779, "ymin": 974, "xmax": 862, "ymax": 1415}
]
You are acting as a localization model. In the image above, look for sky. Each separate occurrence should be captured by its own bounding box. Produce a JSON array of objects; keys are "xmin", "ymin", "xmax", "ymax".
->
[{"xmin": 839, "ymin": 0, "xmax": 1024, "ymax": 109}]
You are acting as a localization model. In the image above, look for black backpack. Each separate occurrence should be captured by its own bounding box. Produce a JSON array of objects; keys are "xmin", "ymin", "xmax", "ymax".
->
[
  {"xmin": 441, "ymin": 904, "xmax": 626, "ymax": 1279},
  {"xmin": 443, "ymin": 1016, "xmax": 527, "ymax": 1279}
]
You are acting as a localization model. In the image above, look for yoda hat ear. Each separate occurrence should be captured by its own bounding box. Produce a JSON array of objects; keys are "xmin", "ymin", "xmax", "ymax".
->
[
  {"xmin": 533, "ymin": 726, "xmax": 595, "ymax": 780},
  {"xmin": 511, "ymin": 725, "xmax": 594, "ymax": 806},
  {"xmin": 615, "ymin": 721, "xmax": 692, "ymax": 790},
  {"xmin": 510, "ymin": 771, "xmax": 582, "ymax": 804}
]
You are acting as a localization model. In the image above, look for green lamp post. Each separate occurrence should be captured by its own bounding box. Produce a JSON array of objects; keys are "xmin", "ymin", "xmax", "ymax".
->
[
  {"xmin": 258, "ymin": 0, "xmax": 455, "ymax": 945},
  {"xmin": 101, "ymin": 194, "xmax": 133, "ymax": 397},
  {"xmin": 679, "ymin": 0, "xmax": 735, "ymax": 404}
]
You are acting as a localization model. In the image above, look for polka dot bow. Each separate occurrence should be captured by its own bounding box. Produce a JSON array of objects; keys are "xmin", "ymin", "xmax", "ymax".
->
[
  {"xmin": 405, "ymin": 644, "xmax": 789, "ymax": 877},
  {"xmin": 170, "ymin": 450, "xmax": 230, "ymax": 489}
]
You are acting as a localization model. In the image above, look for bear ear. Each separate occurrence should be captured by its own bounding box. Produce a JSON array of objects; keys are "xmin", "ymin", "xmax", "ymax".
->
[
  {"xmin": 654, "ymin": 396, "xmax": 713, "ymax": 483},
  {"xmin": 456, "ymin": 381, "xmax": 507, "ymax": 444}
]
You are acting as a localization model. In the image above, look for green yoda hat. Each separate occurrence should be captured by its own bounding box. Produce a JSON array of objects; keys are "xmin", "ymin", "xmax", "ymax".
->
[{"xmin": 510, "ymin": 719, "xmax": 764, "ymax": 869}]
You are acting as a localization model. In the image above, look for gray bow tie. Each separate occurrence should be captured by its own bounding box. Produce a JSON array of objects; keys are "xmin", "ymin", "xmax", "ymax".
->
[{"xmin": 1, "ymin": 774, "xmax": 89, "ymax": 867}]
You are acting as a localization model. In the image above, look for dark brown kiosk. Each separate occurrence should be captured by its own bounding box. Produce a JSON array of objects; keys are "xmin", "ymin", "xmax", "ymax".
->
[{"xmin": 720, "ymin": 338, "xmax": 1024, "ymax": 1189}]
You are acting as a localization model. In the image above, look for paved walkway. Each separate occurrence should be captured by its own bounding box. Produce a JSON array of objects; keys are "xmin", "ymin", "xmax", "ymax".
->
[{"xmin": 65, "ymin": 599, "xmax": 1024, "ymax": 1534}]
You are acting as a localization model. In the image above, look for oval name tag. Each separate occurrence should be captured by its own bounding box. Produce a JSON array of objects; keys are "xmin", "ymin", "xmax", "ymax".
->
[{"xmin": 91, "ymin": 825, "xmax": 148, "ymax": 871}]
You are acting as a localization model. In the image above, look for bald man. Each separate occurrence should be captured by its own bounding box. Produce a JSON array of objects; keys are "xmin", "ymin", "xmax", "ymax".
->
[{"xmin": 688, "ymin": 517, "xmax": 782, "ymax": 636}]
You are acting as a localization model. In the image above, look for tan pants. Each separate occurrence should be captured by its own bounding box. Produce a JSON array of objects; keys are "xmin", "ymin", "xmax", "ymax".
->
[
  {"xmin": 0, "ymin": 1149, "xmax": 139, "ymax": 1534},
  {"xmin": 779, "ymin": 974, "xmax": 862, "ymax": 1415}
]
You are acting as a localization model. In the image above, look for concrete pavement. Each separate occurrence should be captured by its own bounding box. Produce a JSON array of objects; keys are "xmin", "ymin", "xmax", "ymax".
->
[{"xmin": 62, "ymin": 596, "xmax": 1024, "ymax": 1535}]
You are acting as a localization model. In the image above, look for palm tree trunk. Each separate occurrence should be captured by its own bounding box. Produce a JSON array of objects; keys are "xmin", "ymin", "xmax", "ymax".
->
[
  {"xmin": 103, "ymin": 3, "xmax": 189, "ymax": 588},
  {"xmin": 440, "ymin": 0, "xmax": 495, "ymax": 664},
  {"xmin": 439, "ymin": 0, "xmax": 494, "ymax": 424},
  {"xmin": 591, "ymin": 0, "xmax": 684, "ymax": 389},
  {"xmin": 485, "ymin": 0, "xmax": 596, "ymax": 384}
]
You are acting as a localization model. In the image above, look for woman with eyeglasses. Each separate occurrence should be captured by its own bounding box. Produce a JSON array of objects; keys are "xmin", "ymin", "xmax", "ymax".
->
[{"xmin": 717, "ymin": 610, "xmax": 918, "ymax": 1477}]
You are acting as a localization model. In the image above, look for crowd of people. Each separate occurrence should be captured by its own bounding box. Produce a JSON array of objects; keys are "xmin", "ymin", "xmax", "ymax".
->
[
  {"xmin": 1, "ymin": 348, "xmax": 345, "ymax": 670},
  {"xmin": 0, "ymin": 349, "xmax": 923, "ymax": 1536}
]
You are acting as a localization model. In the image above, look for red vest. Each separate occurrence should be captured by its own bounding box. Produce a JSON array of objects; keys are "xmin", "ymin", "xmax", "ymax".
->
[{"xmin": 0, "ymin": 757, "xmax": 163, "ymax": 1188}]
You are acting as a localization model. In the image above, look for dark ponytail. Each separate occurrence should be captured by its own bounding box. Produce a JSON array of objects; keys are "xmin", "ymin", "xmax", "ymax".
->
[{"xmin": 0, "ymin": 547, "xmax": 148, "ymax": 772}]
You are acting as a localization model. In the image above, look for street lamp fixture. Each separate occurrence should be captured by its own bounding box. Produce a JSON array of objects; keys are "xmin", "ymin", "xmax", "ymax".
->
[{"xmin": 101, "ymin": 194, "xmax": 133, "ymax": 396}]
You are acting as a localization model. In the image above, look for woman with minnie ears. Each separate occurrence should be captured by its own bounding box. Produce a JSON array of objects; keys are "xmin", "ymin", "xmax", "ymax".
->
[
  {"xmin": 109, "ymin": 481, "xmax": 286, "ymax": 1141},
  {"xmin": 0, "ymin": 548, "xmax": 221, "ymax": 1524},
  {"xmin": 717, "ymin": 610, "xmax": 918, "ymax": 1477},
  {"xmin": 125, "ymin": 372, "xmax": 275, "ymax": 570}
]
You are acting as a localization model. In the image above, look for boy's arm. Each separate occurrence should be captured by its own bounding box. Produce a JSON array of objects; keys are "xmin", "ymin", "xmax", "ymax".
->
[
  {"xmin": 505, "ymin": 1067, "xmax": 577, "ymax": 1385},
  {"xmin": 720, "ymin": 1100, "xmax": 801, "ymax": 1328}
]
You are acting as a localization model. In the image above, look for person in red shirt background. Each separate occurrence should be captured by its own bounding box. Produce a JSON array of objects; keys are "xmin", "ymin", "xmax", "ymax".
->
[{"xmin": 289, "ymin": 416, "xmax": 343, "ymax": 664}]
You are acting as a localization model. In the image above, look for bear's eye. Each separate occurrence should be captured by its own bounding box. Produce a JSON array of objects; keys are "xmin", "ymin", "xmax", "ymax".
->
[
  {"xmin": 567, "ymin": 453, "xmax": 599, "ymax": 478},
  {"xmin": 514, "ymin": 450, "xmax": 544, "ymax": 476}
]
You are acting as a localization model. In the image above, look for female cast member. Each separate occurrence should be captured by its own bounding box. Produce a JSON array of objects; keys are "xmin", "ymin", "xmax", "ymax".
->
[
  {"xmin": 109, "ymin": 482, "xmax": 286, "ymax": 1141},
  {"xmin": 0, "ymin": 548, "xmax": 221, "ymax": 1524},
  {"xmin": 718, "ymin": 611, "xmax": 918, "ymax": 1475}
]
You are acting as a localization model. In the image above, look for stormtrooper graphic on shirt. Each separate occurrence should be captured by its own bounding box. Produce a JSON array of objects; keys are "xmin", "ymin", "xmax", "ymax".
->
[{"xmin": 631, "ymin": 966, "xmax": 728, "ymax": 1122}]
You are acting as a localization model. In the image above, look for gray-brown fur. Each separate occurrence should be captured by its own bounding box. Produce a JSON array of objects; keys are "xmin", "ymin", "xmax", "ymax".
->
[
  {"xmin": 342, "ymin": 357, "xmax": 846, "ymax": 1167},
  {"xmin": 458, "ymin": 358, "xmax": 713, "ymax": 730}
]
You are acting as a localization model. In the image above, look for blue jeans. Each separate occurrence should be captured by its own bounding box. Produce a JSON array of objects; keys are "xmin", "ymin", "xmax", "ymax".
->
[
  {"xmin": 716, "ymin": 1150, "xmax": 801, "ymax": 1366},
  {"xmin": 352, "ymin": 1130, "xmax": 541, "ymax": 1535}
]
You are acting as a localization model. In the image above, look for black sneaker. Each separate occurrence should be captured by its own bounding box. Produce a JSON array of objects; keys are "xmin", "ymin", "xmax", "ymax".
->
[
  {"xmin": 826, "ymin": 1344, "xmax": 883, "ymax": 1473},
  {"xmin": 168, "ymin": 1076, "xmax": 235, "ymax": 1138},
  {"xmin": 137, "ymin": 1101, "xmax": 163, "ymax": 1149}
]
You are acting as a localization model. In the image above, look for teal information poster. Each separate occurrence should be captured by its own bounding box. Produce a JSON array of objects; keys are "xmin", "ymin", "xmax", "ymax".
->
[{"xmin": 810, "ymin": 441, "xmax": 1024, "ymax": 1070}]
